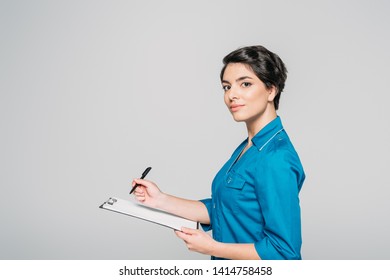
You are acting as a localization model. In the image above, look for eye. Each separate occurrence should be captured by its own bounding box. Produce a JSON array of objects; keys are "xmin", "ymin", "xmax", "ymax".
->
[
  {"xmin": 222, "ymin": 84, "xmax": 231, "ymax": 91},
  {"xmin": 242, "ymin": 82, "xmax": 252, "ymax": 88}
]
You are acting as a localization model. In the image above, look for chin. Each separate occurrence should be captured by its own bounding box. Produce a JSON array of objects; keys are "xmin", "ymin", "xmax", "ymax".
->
[{"xmin": 231, "ymin": 115, "xmax": 246, "ymax": 122}]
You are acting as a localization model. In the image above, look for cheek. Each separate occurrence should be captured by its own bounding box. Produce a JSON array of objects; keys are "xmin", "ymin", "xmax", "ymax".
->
[
  {"xmin": 245, "ymin": 93, "xmax": 269, "ymax": 112},
  {"xmin": 223, "ymin": 94, "xmax": 230, "ymax": 106},
  {"xmin": 247, "ymin": 89, "xmax": 268, "ymax": 104}
]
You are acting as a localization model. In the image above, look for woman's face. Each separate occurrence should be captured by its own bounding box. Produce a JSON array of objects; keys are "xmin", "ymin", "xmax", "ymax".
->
[{"xmin": 221, "ymin": 63, "xmax": 276, "ymax": 124}]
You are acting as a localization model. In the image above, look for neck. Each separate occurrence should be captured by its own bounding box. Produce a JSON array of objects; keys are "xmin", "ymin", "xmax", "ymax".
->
[{"xmin": 246, "ymin": 108, "xmax": 277, "ymax": 143}]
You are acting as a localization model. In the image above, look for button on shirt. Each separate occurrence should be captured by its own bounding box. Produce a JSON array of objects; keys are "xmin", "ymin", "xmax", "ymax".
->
[{"xmin": 200, "ymin": 116, "xmax": 305, "ymax": 260}]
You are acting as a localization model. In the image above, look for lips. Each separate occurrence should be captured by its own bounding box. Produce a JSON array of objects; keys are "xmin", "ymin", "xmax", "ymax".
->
[{"xmin": 230, "ymin": 104, "xmax": 244, "ymax": 112}]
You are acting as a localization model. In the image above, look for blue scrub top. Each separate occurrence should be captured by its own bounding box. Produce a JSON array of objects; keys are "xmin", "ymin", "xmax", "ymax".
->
[{"xmin": 200, "ymin": 116, "xmax": 305, "ymax": 260}]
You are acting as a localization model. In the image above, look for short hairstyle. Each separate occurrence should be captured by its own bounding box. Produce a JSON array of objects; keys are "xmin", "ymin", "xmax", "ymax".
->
[{"xmin": 220, "ymin": 45, "xmax": 287, "ymax": 110}]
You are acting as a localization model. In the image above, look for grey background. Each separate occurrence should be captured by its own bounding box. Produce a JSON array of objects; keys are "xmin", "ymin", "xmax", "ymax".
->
[{"xmin": 1, "ymin": 0, "xmax": 389, "ymax": 260}]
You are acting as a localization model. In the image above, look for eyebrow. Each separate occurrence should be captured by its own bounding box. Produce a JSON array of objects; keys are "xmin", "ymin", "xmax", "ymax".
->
[{"xmin": 221, "ymin": 76, "xmax": 254, "ymax": 84}]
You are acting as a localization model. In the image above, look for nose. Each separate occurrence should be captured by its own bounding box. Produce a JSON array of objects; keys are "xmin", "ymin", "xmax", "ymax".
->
[{"xmin": 227, "ymin": 86, "xmax": 239, "ymax": 101}]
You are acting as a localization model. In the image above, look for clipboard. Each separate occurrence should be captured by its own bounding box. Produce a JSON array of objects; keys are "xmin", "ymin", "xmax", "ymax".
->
[{"xmin": 100, "ymin": 197, "xmax": 199, "ymax": 231}]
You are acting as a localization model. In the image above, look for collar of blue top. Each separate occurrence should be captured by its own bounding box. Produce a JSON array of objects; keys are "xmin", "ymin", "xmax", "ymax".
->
[{"xmin": 251, "ymin": 116, "xmax": 284, "ymax": 151}]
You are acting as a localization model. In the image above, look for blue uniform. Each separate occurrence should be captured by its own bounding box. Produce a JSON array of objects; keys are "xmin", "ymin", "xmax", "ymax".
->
[{"xmin": 200, "ymin": 116, "xmax": 305, "ymax": 260}]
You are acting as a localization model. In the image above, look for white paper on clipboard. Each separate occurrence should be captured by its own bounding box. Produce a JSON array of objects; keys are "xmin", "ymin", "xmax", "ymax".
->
[{"xmin": 100, "ymin": 197, "xmax": 199, "ymax": 231}]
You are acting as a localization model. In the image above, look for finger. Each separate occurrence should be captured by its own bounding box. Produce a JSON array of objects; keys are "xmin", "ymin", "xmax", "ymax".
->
[
  {"xmin": 131, "ymin": 179, "xmax": 143, "ymax": 187},
  {"xmin": 174, "ymin": 230, "xmax": 189, "ymax": 241},
  {"xmin": 134, "ymin": 188, "xmax": 145, "ymax": 195},
  {"xmin": 133, "ymin": 178, "xmax": 151, "ymax": 186},
  {"xmin": 181, "ymin": 227, "xmax": 198, "ymax": 235},
  {"xmin": 131, "ymin": 183, "xmax": 145, "ymax": 195},
  {"xmin": 131, "ymin": 180, "xmax": 141, "ymax": 190},
  {"xmin": 134, "ymin": 193, "xmax": 145, "ymax": 199}
]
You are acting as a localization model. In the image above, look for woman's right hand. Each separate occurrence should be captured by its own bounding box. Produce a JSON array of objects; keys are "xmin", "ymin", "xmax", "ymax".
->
[
  {"xmin": 131, "ymin": 178, "xmax": 165, "ymax": 208},
  {"xmin": 132, "ymin": 178, "xmax": 210, "ymax": 225}
]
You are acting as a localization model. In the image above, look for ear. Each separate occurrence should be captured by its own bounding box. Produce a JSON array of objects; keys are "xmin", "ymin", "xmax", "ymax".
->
[{"xmin": 267, "ymin": 86, "xmax": 278, "ymax": 102}]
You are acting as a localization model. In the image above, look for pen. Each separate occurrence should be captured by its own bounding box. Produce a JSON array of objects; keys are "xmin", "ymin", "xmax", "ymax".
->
[{"xmin": 129, "ymin": 167, "xmax": 152, "ymax": 194}]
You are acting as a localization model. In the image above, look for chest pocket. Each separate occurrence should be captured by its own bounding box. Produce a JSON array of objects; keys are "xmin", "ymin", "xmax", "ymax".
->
[
  {"xmin": 225, "ymin": 172, "xmax": 246, "ymax": 190},
  {"xmin": 221, "ymin": 171, "xmax": 246, "ymax": 213}
]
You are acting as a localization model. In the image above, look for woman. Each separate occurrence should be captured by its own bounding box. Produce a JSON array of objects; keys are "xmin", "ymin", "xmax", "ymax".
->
[{"xmin": 132, "ymin": 45, "xmax": 305, "ymax": 260}]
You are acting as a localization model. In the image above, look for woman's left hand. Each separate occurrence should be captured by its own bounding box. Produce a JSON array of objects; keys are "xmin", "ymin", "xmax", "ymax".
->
[{"xmin": 175, "ymin": 227, "xmax": 219, "ymax": 255}]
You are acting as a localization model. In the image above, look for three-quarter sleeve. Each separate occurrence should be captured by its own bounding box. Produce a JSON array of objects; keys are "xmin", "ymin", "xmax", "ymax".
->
[
  {"xmin": 199, "ymin": 198, "xmax": 213, "ymax": 231},
  {"xmin": 253, "ymin": 147, "xmax": 305, "ymax": 260}
]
